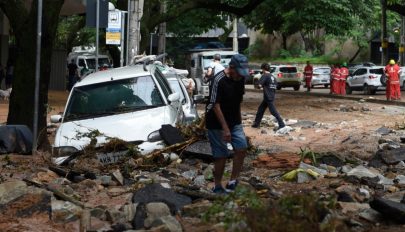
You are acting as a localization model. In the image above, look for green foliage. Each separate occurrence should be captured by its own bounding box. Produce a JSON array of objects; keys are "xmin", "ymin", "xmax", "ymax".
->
[{"xmin": 299, "ymin": 147, "xmax": 320, "ymax": 165}]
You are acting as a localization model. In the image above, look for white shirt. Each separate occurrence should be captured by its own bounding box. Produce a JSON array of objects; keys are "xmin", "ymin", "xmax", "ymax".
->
[{"xmin": 209, "ymin": 61, "xmax": 225, "ymax": 76}]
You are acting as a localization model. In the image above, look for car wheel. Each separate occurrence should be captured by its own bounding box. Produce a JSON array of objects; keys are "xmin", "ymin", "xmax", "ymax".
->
[
  {"xmin": 311, "ymin": 85, "xmax": 314, "ymax": 88},
  {"xmin": 346, "ymin": 85, "xmax": 352, "ymax": 94},
  {"xmin": 363, "ymin": 84, "xmax": 372, "ymax": 95},
  {"xmin": 276, "ymin": 85, "xmax": 282, "ymax": 90},
  {"xmin": 402, "ymin": 81, "xmax": 405, "ymax": 90},
  {"xmin": 324, "ymin": 84, "xmax": 329, "ymax": 88},
  {"xmin": 293, "ymin": 85, "xmax": 300, "ymax": 91}
]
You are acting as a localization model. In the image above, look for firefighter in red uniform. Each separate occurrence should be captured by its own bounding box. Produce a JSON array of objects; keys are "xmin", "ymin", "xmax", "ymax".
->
[
  {"xmin": 340, "ymin": 62, "xmax": 349, "ymax": 95},
  {"xmin": 385, "ymin": 59, "xmax": 401, "ymax": 100},
  {"xmin": 331, "ymin": 64, "xmax": 341, "ymax": 94},
  {"xmin": 304, "ymin": 61, "xmax": 313, "ymax": 92}
]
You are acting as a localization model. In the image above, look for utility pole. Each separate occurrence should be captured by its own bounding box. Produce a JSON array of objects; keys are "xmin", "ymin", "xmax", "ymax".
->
[
  {"xmin": 128, "ymin": 0, "xmax": 144, "ymax": 60},
  {"xmin": 232, "ymin": 18, "xmax": 238, "ymax": 52},
  {"xmin": 157, "ymin": 2, "xmax": 167, "ymax": 61},
  {"xmin": 381, "ymin": 0, "xmax": 388, "ymax": 65}
]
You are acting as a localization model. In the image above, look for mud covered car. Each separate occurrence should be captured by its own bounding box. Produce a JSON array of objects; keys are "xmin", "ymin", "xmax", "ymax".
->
[{"xmin": 51, "ymin": 63, "xmax": 183, "ymax": 158}]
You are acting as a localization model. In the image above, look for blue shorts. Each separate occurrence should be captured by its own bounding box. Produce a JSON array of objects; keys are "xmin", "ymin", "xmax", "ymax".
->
[{"xmin": 207, "ymin": 124, "xmax": 248, "ymax": 158}]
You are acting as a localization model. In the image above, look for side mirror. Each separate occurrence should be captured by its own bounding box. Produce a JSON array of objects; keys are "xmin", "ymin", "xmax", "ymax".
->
[
  {"xmin": 193, "ymin": 94, "xmax": 204, "ymax": 104},
  {"xmin": 50, "ymin": 115, "xmax": 62, "ymax": 123},
  {"xmin": 168, "ymin": 92, "xmax": 180, "ymax": 103}
]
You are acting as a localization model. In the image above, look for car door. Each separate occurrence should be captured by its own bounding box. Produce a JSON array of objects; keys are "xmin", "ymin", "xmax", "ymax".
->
[{"xmin": 351, "ymin": 68, "xmax": 367, "ymax": 87}]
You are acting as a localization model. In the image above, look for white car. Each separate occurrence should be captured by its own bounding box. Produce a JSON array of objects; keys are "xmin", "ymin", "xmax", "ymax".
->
[
  {"xmin": 346, "ymin": 66, "xmax": 385, "ymax": 95},
  {"xmin": 51, "ymin": 63, "xmax": 183, "ymax": 158},
  {"xmin": 311, "ymin": 67, "xmax": 331, "ymax": 88},
  {"xmin": 156, "ymin": 63, "xmax": 200, "ymax": 122}
]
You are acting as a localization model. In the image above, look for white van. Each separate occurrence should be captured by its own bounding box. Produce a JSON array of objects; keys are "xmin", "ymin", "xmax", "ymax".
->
[
  {"xmin": 186, "ymin": 50, "xmax": 238, "ymax": 97},
  {"xmin": 67, "ymin": 52, "xmax": 111, "ymax": 75}
]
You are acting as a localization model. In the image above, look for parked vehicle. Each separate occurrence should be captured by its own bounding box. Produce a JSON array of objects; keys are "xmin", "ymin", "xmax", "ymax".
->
[
  {"xmin": 253, "ymin": 65, "xmax": 301, "ymax": 91},
  {"xmin": 346, "ymin": 66, "xmax": 385, "ymax": 95},
  {"xmin": 249, "ymin": 68, "xmax": 261, "ymax": 86},
  {"xmin": 51, "ymin": 63, "xmax": 183, "ymax": 159},
  {"xmin": 311, "ymin": 67, "xmax": 331, "ymax": 88},
  {"xmin": 186, "ymin": 50, "xmax": 238, "ymax": 97},
  {"xmin": 156, "ymin": 63, "xmax": 201, "ymax": 123},
  {"xmin": 67, "ymin": 52, "xmax": 111, "ymax": 75}
]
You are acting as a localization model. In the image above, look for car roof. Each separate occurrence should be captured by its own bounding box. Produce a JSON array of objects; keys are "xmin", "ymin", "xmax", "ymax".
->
[{"xmin": 76, "ymin": 65, "xmax": 152, "ymax": 87}]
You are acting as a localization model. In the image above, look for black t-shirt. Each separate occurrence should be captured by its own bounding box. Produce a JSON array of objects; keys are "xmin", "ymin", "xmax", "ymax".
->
[
  {"xmin": 67, "ymin": 63, "xmax": 78, "ymax": 76},
  {"xmin": 206, "ymin": 70, "xmax": 245, "ymax": 130},
  {"xmin": 260, "ymin": 72, "xmax": 277, "ymax": 101}
]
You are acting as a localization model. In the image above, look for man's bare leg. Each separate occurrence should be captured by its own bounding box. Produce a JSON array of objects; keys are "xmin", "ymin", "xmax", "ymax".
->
[
  {"xmin": 214, "ymin": 158, "xmax": 227, "ymax": 187},
  {"xmin": 231, "ymin": 149, "xmax": 247, "ymax": 180}
]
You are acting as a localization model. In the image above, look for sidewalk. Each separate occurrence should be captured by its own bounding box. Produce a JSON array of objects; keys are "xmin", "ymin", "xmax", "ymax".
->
[{"xmin": 245, "ymin": 85, "xmax": 405, "ymax": 107}]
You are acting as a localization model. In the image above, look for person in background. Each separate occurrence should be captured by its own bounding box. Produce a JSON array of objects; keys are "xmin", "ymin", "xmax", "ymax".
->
[
  {"xmin": 206, "ymin": 54, "xmax": 249, "ymax": 194},
  {"xmin": 303, "ymin": 61, "xmax": 313, "ymax": 92},
  {"xmin": 331, "ymin": 64, "xmax": 340, "ymax": 94},
  {"xmin": 385, "ymin": 59, "xmax": 401, "ymax": 101},
  {"xmin": 339, "ymin": 62, "xmax": 349, "ymax": 95},
  {"xmin": 204, "ymin": 54, "xmax": 225, "ymax": 83},
  {"xmin": 67, "ymin": 59, "xmax": 79, "ymax": 91},
  {"xmin": 251, "ymin": 63, "xmax": 285, "ymax": 130}
]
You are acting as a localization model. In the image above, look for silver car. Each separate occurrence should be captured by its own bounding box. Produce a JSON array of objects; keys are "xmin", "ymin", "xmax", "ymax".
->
[{"xmin": 311, "ymin": 67, "xmax": 331, "ymax": 88}]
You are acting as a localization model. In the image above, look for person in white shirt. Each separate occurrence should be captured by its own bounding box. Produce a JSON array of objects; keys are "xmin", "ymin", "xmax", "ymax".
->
[{"xmin": 204, "ymin": 54, "xmax": 225, "ymax": 83}]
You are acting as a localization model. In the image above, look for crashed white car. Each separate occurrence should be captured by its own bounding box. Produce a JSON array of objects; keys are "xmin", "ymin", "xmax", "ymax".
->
[{"xmin": 51, "ymin": 63, "xmax": 183, "ymax": 159}]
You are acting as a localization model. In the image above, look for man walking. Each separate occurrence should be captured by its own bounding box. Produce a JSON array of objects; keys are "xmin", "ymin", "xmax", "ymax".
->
[
  {"xmin": 304, "ymin": 61, "xmax": 313, "ymax": 92},
  {"xmin": 340, "ymin": 62, "xmax": 349, "ymax": 95},
  {"xmin": 251, "ymin": 63, "xmax": 285, "ymax": 130},
  {"xmin": 385, "ymin": 59, "xmax": 401, "ymax": 100},
  {"xmin": 67, "ymin": 59, "xmax": 79, "ymax": 91},
  {"xmin": 206, "ymin": 54, "xmax": 249, "ymax": 194}
]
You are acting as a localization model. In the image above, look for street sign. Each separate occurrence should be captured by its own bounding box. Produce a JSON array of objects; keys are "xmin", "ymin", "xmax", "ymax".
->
[
  {"xmin": 106, "ymin": 28, "xmax": 121, "ymax": 45},
  {"xmin": 86, "ymin": 0, "xmax": 108, "ymax": 28},
  {"xmin": 108, "ymin": 11, "xmax": 121, "ymax": 29}
]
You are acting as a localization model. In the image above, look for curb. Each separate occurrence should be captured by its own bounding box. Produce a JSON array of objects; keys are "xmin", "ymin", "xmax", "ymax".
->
[{"xmin": 246, "ymin": 88, "xmax": 405, "ymax": 107}]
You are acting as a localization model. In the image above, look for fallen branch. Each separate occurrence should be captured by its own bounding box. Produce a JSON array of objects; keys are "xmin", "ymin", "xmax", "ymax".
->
[{"xmin": 172, "ymin": 186, "xmax": 218, "ymax": 201}]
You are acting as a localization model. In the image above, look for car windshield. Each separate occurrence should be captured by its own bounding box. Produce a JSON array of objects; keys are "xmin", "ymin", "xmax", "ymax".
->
[
  {"xmin": 86, "ymin": 58, "xmax": 111, "ymax": 69},
  {"xmin": 203, "ymin": 55, "xmax": 234, "ymax": 69},
  {"xmin": 370, "ymin": 68, "xmax": 383, "ymax": 75},
  {"xmin": 314, "ymin": 68, "xmax": 330, "ymax": 74},
  {"xmin": 168, "ymin": 79, "xmax": 186, "ymax": 104},
  {"xmin": 279, "ymin": 67, "xmax": 297, "ymax": 73},
  {"xmin": 64, "ymin": 75, "xmax": 165, "ymax": 122}
]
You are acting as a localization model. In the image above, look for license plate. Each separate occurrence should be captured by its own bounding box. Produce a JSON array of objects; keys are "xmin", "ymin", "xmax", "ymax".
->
[{"xmin": 97, "ymin": 151, "xmax": 128, "ymax": 165}]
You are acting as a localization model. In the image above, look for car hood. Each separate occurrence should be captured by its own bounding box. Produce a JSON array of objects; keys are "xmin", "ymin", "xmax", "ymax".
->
[{"xmin": 54, "ymin": 106, "xmax": 173, "ymax": 149}]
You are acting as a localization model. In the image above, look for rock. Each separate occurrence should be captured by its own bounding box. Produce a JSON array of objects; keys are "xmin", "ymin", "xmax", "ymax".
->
[
  {"xmin": 358, "ymin": 188, "xmax": 371, "ymax": 201},
  {"xmin": 276, "ymin": 126, "xmax": 294, "ymax": 135},
  {"xmin": 289, "ymin": 120, "xmax": 317, "ymax": 129},
  {"xmin": 193, "ymin": 175, "xmax": 206, "ymax": 187},
  {"xmin": 182, "ymin": 200, "xmax": 212, "ymax": 217},
  {"xmin": 341, "ymin": 165, "xmax": 352, "ymax": 174},
  {"xmin": 378, "ymin": 147, "xmax": 405, "ymax": 165},
  {"xmin": 360, "ymin": 177, "xmax": 384, "ymax": 190},
  {"xmin": 319, "ymin": 154, "xmax": 345, "ymax": 167},
  {"xmin": 123, "ymin": 203, "xmax": 137, "ymax": 222},
  {"xmin": 106, "ymin": 209, "xmax": 127, "ymax": 224},
  {"xmin": 376, "ymin": 127, "xmax": 393, "ymax": 135},
  {"xmin": 35, "ymin": 170, "xmax": 60, "ymax": 183},
  {"xmin": 0, "ymin": 193, "xmax": 51, "ymax": 218},
  {"xmin": 112, "ymin": 170, "xmax": 124, "ymax": 186},
  {"xmin": 297, "ymin": 172, "xmax": 313, "ymax": 183},
  {"xmin": 148, "ymin": 215, "xmax": 182, "ymax": 232},
  {"xmin": 132, "ymin": 184, "xmax": 192, "ymax": 214},
  {"xmin": 377, "ymin": 174, "xmax": 394, "ymax": 186},
  {"xmin": 395, "ymin": 161, "xmax": 405, "ymax": 169},
  {"xmin": 169, "ymin": 153, "xmax": 179, "ymax": 161},
  {"xmin": 0, "ymin": 180, "xmax": 28, "ymax": 204},
  {"xmin": 90, "ymin": 207, "xmax": 106, "ymax": 220},
  {"xmin": 260, "ymin": 129, "xmax": 267, "ymax": 134},
  {"xmin": 394, "ymin": 175, "xmax": 405, "ymax": 184},
  {"xmin": 183, "ymin": 140, "xmax": 214, "ymax": 162},
  {"xmin": 338, "ymin": 202, "xmax": 370, "ymax": 214},
  {"xmin": 181, "ymin": 170, "xmax": 197, "ymax": 180},
  {"xmin": 144, "ymin": 202, "xmax": 171, "ymax": 228},
  {"xmin": 98, "ymin": 175, "xmax": 112, "ymax": 186},
  {"xmin": 347, "ymin": 165, "xmax": 378, "ymax": 179},
  {"xmin": 383, "ymin": 191, "xmax": 405, "ymax": 203},
  {"xmin": 299, "ymin": 162, "xmax": 328, "ymax": 176},
  {"xmin": 51, "ymin": 199, "xmax": 82, "ymax": 223},
  {"xmin": 388, "ymin": 186, "xmax": 399, "ymax": 193},
  {"xmin": 359, "ymin": 208, "xmax": 382, "ymax": 223},
  {"xmin": 203, "ymin": 165, "xmax": 214, "ymax": 181},
  {"xmin": 370, "ymin": 197, "xmax": 405, "ymax": 224},
  {"xmin": 107, "ymin": 187, "xmax": 127, "ymax": 197}
]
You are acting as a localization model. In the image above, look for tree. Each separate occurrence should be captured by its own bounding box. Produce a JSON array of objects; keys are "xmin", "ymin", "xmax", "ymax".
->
[
  {"xmin": 0, "ymin": 0, "xmax": 64, "ymax": 145},
  {"xmin": 243, "ymin": 0, "xmax": 376, "ymax": 55}
]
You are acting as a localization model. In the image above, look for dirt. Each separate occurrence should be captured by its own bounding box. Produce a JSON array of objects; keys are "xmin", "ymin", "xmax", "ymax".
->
[{"xmin": 1, "ymin": 90, "xmax": 405, "ymax": 231}]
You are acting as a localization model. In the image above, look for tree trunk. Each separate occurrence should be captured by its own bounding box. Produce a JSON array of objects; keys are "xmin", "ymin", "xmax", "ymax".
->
[
  {"xmin": 5, "ymin": 0, "xmax": 63, "ymax": 146},
  {"xmin": 282, "ymin": 33, "xmax": 287, "ymax": 50}
]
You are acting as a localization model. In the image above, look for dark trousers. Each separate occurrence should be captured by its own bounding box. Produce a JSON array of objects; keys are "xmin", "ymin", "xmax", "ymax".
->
[
  {"xmin": 254, "ymin": 99, "xmax": 285, "ymax": 128},
  {"xmin": 67, "ymin": 75, "xmax": 77, "ymax": 91}
]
